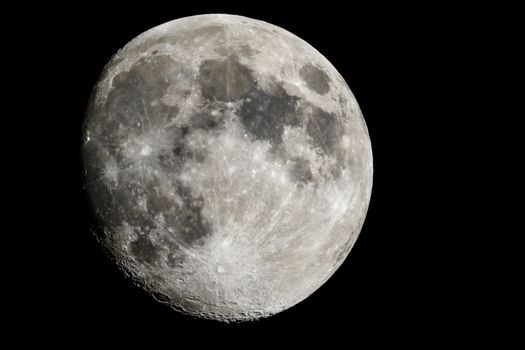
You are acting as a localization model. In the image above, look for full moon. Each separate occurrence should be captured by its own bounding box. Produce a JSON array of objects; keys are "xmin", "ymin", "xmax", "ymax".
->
[{"xmin": 82, "ymin": 14, "xmax": 373, "ymax": 322}]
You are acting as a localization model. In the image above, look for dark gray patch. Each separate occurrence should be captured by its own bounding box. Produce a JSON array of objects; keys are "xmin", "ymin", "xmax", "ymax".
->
[
  {"xmin": 191, "ymin": 112, "xmax": 221, "ymax": 131},
  {"xmin": 157, "ymin": 111, "xmax": 222, "ymax": 165},
  {"xmin": 121, "ymin": 207, "xmax": 156, "ymax": 231},
  {"xmin": 238, "ymin": 44, "xmax": 258, "ymax": 57},
  {"xmin": 330, "ymin": 161, "xmax": 343, "ymax": 179},
  {"xmin": 158, "ymin": 233, "xmax": 180, "ymax": 251},
  {"xmin": 199, "ymin": 56, "xmax": 254, "ymax": 102},
  {"xmin": 151, "ymin": 127, "xmax": 186, "ymax": 171},
  {"xmin": 151, "ymin": 274, "xmax": 166, "ymax": 284},
  {"xmin": 299, "ymin": 64, "xmax": 331, "ymax": 95},
  {"xmin": 303, "ymin": 104, "xmax": 349, "ymax": 180},
  {"xmin": 105, "ymin": 69, "xmax": 148, "ymax": 129},
  {"xmin": 239, "ymin": 82, "xmax": 301, "ymax": 148},
  {"xmin": 129, "ymin": 235, "xmax": 159, "ymax": 264},
  {"xmin": 110, "ymin": 174, "xmax": 159, "ymax": 229},
  {"xmin": 146, "ymin": 188, "xmax": 173, "ymax": 216},
  {"xmin": 98, "ymin": 56, "xmax": 181, "ymax": 159},
  {"xmin": 170, "ymin": 138, "xmax": 206, "ymax": 164},
  {"xmin": 84, "ymin": 176, "xmax": 122, "ymax": 228},
  {"xmin": 87, "ymin": 174, "xmax": 153, "ymax": 231},
  {"xmin": 289, "ymin": 157, "xmax": 313, "ymax": 184},
  {"xmin": 89, "ymin": 170, "xmax": 162, "ymax": 234},
  {"xmin": 153, "ymin": 121, "xmax": 211, "ymax": 173},
  {"xmin": 162, "ymin": 182, "xmax": 213, "ymax": 247},
  {"xmin": 182, "ymin": 25, "xmax": 224, "ymax": 41},
  {"xmin": 305, "ymin": 106, "xmax": 340, "ymax": 155}
]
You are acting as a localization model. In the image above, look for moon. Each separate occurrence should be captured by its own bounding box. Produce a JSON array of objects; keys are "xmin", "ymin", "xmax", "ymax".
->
[{"xmin": 82, "ymin": 14, "xmax": 373, "ymax": 322}]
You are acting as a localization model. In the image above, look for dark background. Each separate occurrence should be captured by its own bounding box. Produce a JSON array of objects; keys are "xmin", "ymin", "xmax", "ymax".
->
[{"xmin": 14, "ymin": 2, "xmax": 504, "ymax": 344}]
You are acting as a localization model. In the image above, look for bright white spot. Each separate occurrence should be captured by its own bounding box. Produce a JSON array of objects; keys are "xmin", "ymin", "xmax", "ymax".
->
[
  {"xmin": 137, "ymin": 197, "xmax": 147, "ymax": 211},
  {"xmin": 217, "ymin": 265, "xmax": 226, "ymax": 273},
  {"xmin": 141, "ymin": 144, "xmax": 152, "ymax": 156},
  {"xmin": 161, "ymin": 94, "xmax": 178, "ymax": 106},
  {"xmin": 103, "ymin": 162, "xmax": 118, "ymax": 183},
  {"xmin": 342, "ymin": 135, "xmax": 351, "ymax": 149}
]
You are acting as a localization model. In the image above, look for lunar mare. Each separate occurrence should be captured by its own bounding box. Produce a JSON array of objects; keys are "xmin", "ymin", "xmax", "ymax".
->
[{"xmin": 83, "ymin": 14, "xmax": 373, "ymax": 322}]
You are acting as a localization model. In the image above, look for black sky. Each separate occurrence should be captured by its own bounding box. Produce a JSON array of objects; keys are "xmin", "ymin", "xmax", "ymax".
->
[{"xmin": 11, "ymin": 2, "xmax": 501, "ymax": 344}]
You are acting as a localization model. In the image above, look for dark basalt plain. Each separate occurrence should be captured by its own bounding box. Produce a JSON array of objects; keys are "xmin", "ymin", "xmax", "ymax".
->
[{"xmin": 299, "ymin": 63, "xmax": 331, "ymax": 95}]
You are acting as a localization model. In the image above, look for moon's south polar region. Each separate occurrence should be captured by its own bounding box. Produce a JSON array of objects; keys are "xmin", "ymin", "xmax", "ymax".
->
[{"xmin": 83, "ymin": 14, "xmax": 373, "ymax": 322}]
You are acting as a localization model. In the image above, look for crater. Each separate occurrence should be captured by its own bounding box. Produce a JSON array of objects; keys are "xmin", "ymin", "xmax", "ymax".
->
[
  {"xmin": 152, "ymin": 292, "xmax": 171, "ymax": 303},
  {"xmin": 299, "ymin": 64, "xmax": 331, "ymax": 95},
  {"xmin": 167, "ymin": 251, "xmax": 185, "ymax": 268}
]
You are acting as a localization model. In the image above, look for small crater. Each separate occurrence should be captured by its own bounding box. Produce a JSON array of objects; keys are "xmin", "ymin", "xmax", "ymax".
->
[
  {"xmin": 167, "ymin": 252, "xmax": 185, "ymax": 268},
  {"xmin": 299, "ymin": 64, "xmax": 331, "ymax": 95},
  {"xmin": 152, "ymin": 292, "xmax": 171, "ymax": 303},
  {"xmin": 172, "ymin": 144, "xmax": 183, "ymax": 156}
]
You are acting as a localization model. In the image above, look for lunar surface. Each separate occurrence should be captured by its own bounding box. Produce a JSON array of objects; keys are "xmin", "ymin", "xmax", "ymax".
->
[{"xmin": 82, "ymin": 14, "xmax": 373, "ymax": 322}]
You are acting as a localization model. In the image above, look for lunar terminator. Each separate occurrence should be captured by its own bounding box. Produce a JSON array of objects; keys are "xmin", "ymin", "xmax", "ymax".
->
[{"xmin": 83, "ymin": 14, "xmax": 373, "ymax": 322}]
